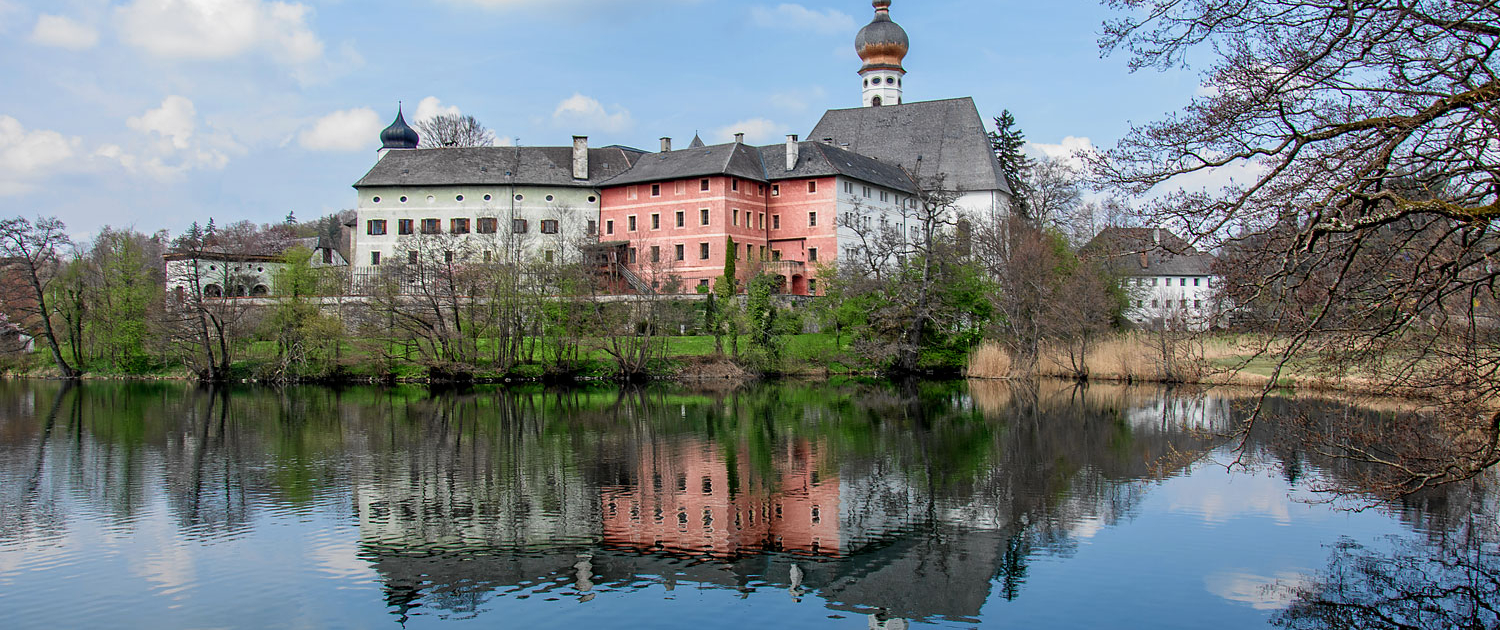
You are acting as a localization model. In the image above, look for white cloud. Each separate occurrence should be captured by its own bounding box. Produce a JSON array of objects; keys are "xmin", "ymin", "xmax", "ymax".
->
[
  {"xmin": 0, "ymin": 116, "xmax": 81, "ymax": 196},
  {"xmin": 115, "ymin": 0, "xmax": 325, "ymax": 65},
  {"xmin": 769, "ymin": 86, "xmax": 826, "ymax": 112},
  {"xmin": 552, "ymin": 93, "xmax": 632, "ymax": 133},
  {"xmin": 128, "ymin": 95, "xmax": 197, "ymax": 150},
  {"xmin": 714, "ymin": 118, "xmax": 785, "ymax": 144},
  {"xmin": 298, "ymin": 107, "xmax": 382, "ymax": 152},
  {"xmin": 1027, "ymin": 136, "xmax": 1096, "ymax": 170},
  {"xmin": 111, "ymin": 96, "xmax": 239, "ymax": 180},
  {"xmin": 750, "ymin": 4, "xmax": 855, "ymax": 35},
  {"xmin": 30, "ymin": 14, "xmax": 99, "ymax": 50},
  {"xmin": 414, "ymin": 97, "xmax": 462, "ymax": 123},
  {"xmin": 1204, "ymin": 570, "xmax": 1310, "ymax": 610}
]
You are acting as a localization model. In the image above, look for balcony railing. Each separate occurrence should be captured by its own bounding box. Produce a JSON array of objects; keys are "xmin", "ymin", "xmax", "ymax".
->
[{"xmin": 763, "ymin": 260, "xmax": 806, "ymax": 277}]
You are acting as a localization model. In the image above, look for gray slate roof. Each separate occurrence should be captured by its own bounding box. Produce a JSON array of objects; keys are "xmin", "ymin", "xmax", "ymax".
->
[
  {"xmin": 353, "ymin": 146, "xmax": 645, "ymax": 188},
  {"xmin": 602, "ymin": 140, "xmax": 918, "ymax": 193},
  {"xmin": 807, "ymin": 97, "xmax": 1012, "ymax": 194},
  {"xmin": 760, "ymin": 141, "xmax": 918, "ymax": 193},
  {"xmin": 602, "ymin": 142, "xmax": 771, "ymax": 186},
  {"xmin": 1081, "ymin": 227, "xmax": 1217, "ymax": 276}
]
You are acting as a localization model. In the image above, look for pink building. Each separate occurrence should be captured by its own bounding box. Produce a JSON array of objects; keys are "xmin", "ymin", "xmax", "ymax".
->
[{"xmin": 598, "ymin": 134, "xmax": 920, "ymax": 295}]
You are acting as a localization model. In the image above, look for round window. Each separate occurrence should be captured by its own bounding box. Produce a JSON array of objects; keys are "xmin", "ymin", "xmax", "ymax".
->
[
  {"xmin": 456, "ymin": 194, "xmax": 464, "ymax": 202},
  {"xmin": 426, "ymin": 195, "xmax": 435, "ymax": 203},
  {"xmin": 483, "ymin": 194, "xmax": 492, "ymax": 201},
  {"xmin": 256, "ymin": 267, "xmax": 264, "ymax": 273},
  {"xmin": 588, "ymin": 196, "xmax": 597, "ymax": 203},
  {"xmin": 546, "ymin": 195, "xmax": 555, "ymax": 202},
  {"xmin": 372, "ymin": 196, "xmax": 381, "ymax": 203},
  {"xmin": 400, "ymin": 196, "xmax": 408, "ymax": 203},
  {"xmin": 515, "ymin": 194, "xmax": 524, "ymax": 201},
  {"xmin": 886, "ymin": 76, "xmax": 894, "ymax": 84},
  {"xmin": 209, "ymin": 265, "xmax": 216, "ymax": 271}
]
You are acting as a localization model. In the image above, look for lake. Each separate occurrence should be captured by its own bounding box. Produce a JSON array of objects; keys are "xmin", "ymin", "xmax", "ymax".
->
[{"xmin": 0, "ymin": 379, "xmax": 1495, "ymax": 629}]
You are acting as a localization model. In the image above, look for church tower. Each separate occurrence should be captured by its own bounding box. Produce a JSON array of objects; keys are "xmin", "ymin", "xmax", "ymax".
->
[{"xmin": 855, "ymin": 0, "xmax": 908, "ymax": 107}]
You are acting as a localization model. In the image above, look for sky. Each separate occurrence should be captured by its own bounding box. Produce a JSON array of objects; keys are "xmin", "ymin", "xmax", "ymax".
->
[{"xmin": 0, "ymin": 0, "xmax": 1209, "ymax": 241}]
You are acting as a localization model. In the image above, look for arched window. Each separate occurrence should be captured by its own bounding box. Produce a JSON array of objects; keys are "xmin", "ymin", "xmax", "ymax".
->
[
  {"xmin": 203, "ymin": 284, "xmax": 223, "ymax": 297},
  {"xmin": 871, "ymin": 96, "xmax": 882, "ymax": 106},
  {"xmin": 251, "ymin": 285, "xmax": 270, "ymax": 296}
]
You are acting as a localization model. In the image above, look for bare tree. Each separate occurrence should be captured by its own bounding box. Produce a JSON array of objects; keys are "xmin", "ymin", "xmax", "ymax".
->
[
  {"xmin": 416, "ymin": 114, "xmax": 496, "ymax": 148},
  {"xmin": 155, "ymin": 222, "xmax": 256, "ymax": 382},
  {"xmin": 1089, "ymin": 0, "xmax": 1500, "ymax": 494},
  {"xmin": 0, "ymin": 216, "xmax": 79, "ymax": 377}
]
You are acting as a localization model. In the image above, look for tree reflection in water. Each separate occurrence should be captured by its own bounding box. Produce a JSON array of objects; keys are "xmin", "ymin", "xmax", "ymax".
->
[{"xmin": 0, "ymin": 378, "xmax": 1495, "ymax": 628}]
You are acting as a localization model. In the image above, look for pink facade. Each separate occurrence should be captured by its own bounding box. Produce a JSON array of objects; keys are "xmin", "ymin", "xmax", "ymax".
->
[
  {"xmin": 599, "ymin": 438, "xmax": 841, "ymax": 558},
  {"xmin": 598, "ymin": 176, "xmax": 837, "ymax": 295}
]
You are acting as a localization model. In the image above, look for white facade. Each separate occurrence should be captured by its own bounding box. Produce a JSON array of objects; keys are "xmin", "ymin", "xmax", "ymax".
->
[
  {"xmin": 353, "ymin": 184, "xmax": 601, "ymax": 269},
  {"xmin": 1123, "ymin": 273, "xmax": 1220, "ymax": 330},
  {"xmin": 166, "ymin": 257, "xmax": 284, "ymax": 298},
  {"xmin": 833, "ymin": 176, "xmax": 922, "ymax": 267}
]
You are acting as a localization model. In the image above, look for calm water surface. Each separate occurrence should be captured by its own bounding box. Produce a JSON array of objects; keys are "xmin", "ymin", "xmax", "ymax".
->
[{"xmin": 0, "ymin": 379, "xmax": 1494, "ymax": 629}]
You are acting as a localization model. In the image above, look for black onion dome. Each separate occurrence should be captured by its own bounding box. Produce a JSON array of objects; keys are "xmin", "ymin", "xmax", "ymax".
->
[
  {"xmin": 855, "ymin": 0, "xmax": 909, "ymax": 69},
  {"xmin": 379, "ymin": 107, "xmax": 420, "ymax": 150}
]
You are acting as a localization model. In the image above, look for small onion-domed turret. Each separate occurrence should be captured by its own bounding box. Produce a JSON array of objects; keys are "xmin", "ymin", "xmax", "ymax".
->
[{"xmin": 379, "ymin": 105, "xmax": 420, "ymax": 151}]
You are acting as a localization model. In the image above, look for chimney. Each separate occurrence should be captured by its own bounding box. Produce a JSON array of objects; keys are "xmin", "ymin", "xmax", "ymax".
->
[
  {"xmin": 572, "ymin": 136, "xmax": 588, "ymax": 180},
  {"xmin": 660, "ymin": 137, "xmax": 672, "ymax": 152},
  {"xmin": 1139, "ymin": 252, "xmax": 1149, "ymax": 269},
  {"xmin": 1152, "ymin": 228, "xmax": 1161, "ymax": 245},
  {"xmin": 734, "ymin": 132, "xmax": 745, "ymax": 144},
  {"xmin": 785, "ymin": 135, "xmax": 799, "ymax": 171}
]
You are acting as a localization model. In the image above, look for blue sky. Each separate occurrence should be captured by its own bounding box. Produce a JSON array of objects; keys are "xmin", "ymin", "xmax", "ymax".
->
[{"xmin": 0, "ymin": 0, "xmax": 1205, "ymax": 239}]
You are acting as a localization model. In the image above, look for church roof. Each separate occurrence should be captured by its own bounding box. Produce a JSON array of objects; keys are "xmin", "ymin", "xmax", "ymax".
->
[
  {"xmin": 759, "ymin": 141, "xmax": 918, "ymax": 193},
  {"xmin": 353, "ymin": 145, "xmax": 646, "ymax": 188},
  {"xmin": 808, "ymin": 97, "xmax": 1012, "ymax": 194}
]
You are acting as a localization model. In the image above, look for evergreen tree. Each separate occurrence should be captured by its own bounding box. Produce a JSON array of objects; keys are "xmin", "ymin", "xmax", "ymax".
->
[
  {"xmin": 717, "ymin": 237, "xmax": 739, "ymax": 357},
  {"xmin": 989, "ymin": 110, "xmax": 1034, "ymax": 218}
]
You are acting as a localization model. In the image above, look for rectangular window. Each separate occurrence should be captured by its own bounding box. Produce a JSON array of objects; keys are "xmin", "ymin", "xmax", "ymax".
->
[
  {"xmin": 772, "ymin": 249, "xmax": 781, "ymax": 261},
  {"xmin": 808, "ymin": 247, "xmax": 818, "ymax": 261},
  {"xmin": 808, "ymin": 181, "xmax": 817, "ymax": 194},
  {"xmin": 675, "ymin": 244, "xmax": 684, "ymax": 261},
  {"xmin": 700, "ymin": 242, "xmax": 709, "ymax": 259},
  {"xmin": 444, "ymin": 250, "xmax": 454, "ymax": 264},
  {"xmin": 807, "ymin": 279, "xmax": 817, "ymax": 295},
  {"xmin": 407, "ymin": 250, "xmax": 418, "ymax": 264},
  {"xmin": 757, "ymin": 184, "xmax": 764, "ymax": 196},
  {"xmin": 757, "ymin": 213, "xmax": 763, "ymax": 229},
  {"xmin": 731, "ymin": 179, "xmax": 739, "ymax": 192},
  {"xmin": 370, "ymin": 251, "xmax": 381, "ymax": 265},
  {"xmin": 698, "ymin": 278, "xmax": 710, "ymax": 289},
  {"xmin": 1194, "ymin": 277, "xmax": 1201, "ymax": 287},
  {"xmin": 651, "ymin": 183, "xmax": 661, "ymax": 197},
  {"xmin": 700, "ymin": 208, "xmax": 709, "ymax": 225},
  {"xmin": 675, "ymin": 181, "xmax": 685, "ymax": 195},
  {"xmin": 700, "ymin": 179, "xmax": 709, "ymax": 192},
  {"xmin": 450, "ymin": 218, "xmax": 470, "ymax": 234},
  {"xmin": 541, "ymin": 219, "xmax": 559, "ymax": 234},
  {"xmin": 650, "ymin": 245, "xmax": 660, "ymax": 263},
  {"xmin": 843, "ymin": 181, "xmax": 853, "ymax": 194},
  {"xmin": 367, "ymin": 219, "xmax": 387, "ymax": 235},
  {"xmin": 628, "ymin": 215, "xmax": 637, "ymax": 231},
  {"xmin": 675, "ymin": 210, "xmax": 684, "ymax": 227},
  {"xmin": 880, "ymin": 191, "xmax": 889, "ymax": 202},
  {"xmin": 809, "ymin": 211, "xmax": 817, "ymax": 227},
  {"xmin": 1150, "ymin": 278, "xmax": 1158, "ymax": 286},
  {"xmin": 772, "ymin": 215, "xmax": 780, "ymax": 229},
  {"xmin": 398, "ymin": 219, "xmax": 413, "ymax": 235},
  {"xmin": 627, "ymin": 186, "xmax": 638, "ymax": 200},
  {"xmin": 1194, "ymin": 299, "xmax": 1202, "ymax": 308},
  {"xmin": 1181, "ymin": 278, "xmax": 1189, "ymax": 287},
  {"xmin": 772, "ymin": 184, "xmax": 780, "ymax": 196},
  {"xmin": 862, "ymin": 186, "xmax": 871, "ymax": 197},
  {"xmin": 512, "ymin": 218, "xmax": 528, "ymax": 233},
  {"xmin": 483, "ymin": 250, "xmax": 492, "ymax": 263},
  {"xmin": 421, "ymin": 218, "xmax": 440, "ymax": 234},
  {"xmin": 1151, "ymin": 299, "xmax": 1159, "ymax": 307},
  {"xmin": 586, "ymin": 219, "xmax": 597, "ymax": 235},
  {"xmin": 606, "ymin": 219, "xmax": 614, "ymax": 235},
  {"xmin": 733, "ymin": 209, "xmax": 739, "ymax": 226},
  {"xmin": 651, "ymin": 213, "xmax": 660, "ymax": 230},
  {"xmin": 477, "ymin": 217, "xmax": 498, "ymax": 234},
  {"xmin": 628, "ymin": 248, "xmax": 637, "ymax": 264},
  {"xmin": 545, "ymin": 250, "xmax": 555, "ymax": 263}
]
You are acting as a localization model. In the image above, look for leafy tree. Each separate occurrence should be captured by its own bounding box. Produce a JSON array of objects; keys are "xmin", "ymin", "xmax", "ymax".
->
[
  {"xmin": 716, "ymin": 237, "xmax": 740, "ymax": 357},
  {"xmin": 743, "ymin": 272, "xmax": 782, "ymax": 372}
]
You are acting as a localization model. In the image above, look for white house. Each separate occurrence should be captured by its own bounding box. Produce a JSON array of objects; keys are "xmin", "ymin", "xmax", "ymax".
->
[{"xmin": 1083, "ymin": 227, "xmax": 1221, "ymax": 330}]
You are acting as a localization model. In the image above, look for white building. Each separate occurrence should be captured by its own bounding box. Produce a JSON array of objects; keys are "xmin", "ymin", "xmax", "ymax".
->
[
  {"xmin": 351, "ymin": 111, "xmax": 644, "ymax": 270},
  {"xmin": 1082, "ymin": 227, "xmax": 1221, "ymax": 329},
  {"xmin": 164, "ymin": 238, "xmax": 345, "ymax": 299}
]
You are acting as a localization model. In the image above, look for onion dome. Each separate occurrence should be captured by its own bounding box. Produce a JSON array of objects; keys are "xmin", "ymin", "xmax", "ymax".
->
[
  {"xmin": 855, "ymin": 0, "xmax": 908, "ymax": 72},
  {"xmin": 379, "ymin": 105, "xmax": 420, "ymax": 150}
]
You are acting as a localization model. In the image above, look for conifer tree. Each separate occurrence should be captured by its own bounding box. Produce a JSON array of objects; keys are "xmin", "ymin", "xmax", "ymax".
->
[{"xmin": 989, "ymin": 110, "xmax": 1034, "ymax": 218}]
